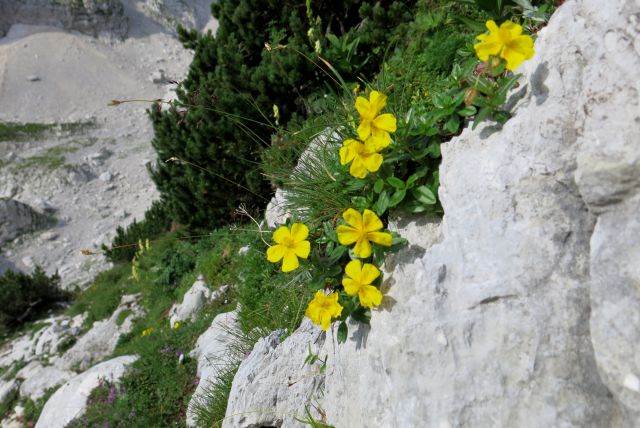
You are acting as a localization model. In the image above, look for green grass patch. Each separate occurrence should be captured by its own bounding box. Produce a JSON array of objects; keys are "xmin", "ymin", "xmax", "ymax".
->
[{"xmin": 0, "ymin": 121, "xmax": 95, "ymax": 143}]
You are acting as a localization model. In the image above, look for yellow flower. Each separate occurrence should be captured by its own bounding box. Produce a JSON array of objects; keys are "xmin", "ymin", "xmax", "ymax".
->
[
  {"xmin": 342, "ymin": 260, "xmax": 383, "ymax": 308},
  {"xmin": 141, "ymin": 328, "xmax": 154, "ymax": 337},
  {"xmin": 339, "ymin": 138, "xmax": 384, "ymax": 179},
  {"xmin": 474, "ymin": 20, "xmax": 534, "ymax": 71},
  {"xmin": 305, "ymin": 291, "xmax": 343, "ymax": 330},
  {"xmin": 266, "ymin": 223, "xmax": 311, "ymax": 272},
  {"xmin": 173, "ymin": 322, "xmax": 180, "ymax": 329},
  {"xmin": 336, "ymin": 208, "xmax": 393, "ymax": 258},
  {"xmin": 355, "ymin": 91, "xmax": 397, "ymax": 147}
]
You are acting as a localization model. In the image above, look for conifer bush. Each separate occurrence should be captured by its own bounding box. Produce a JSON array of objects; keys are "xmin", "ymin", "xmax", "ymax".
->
[
  {"xmin": 0, "ymin": 267, "xmax": 69, "ymax": 334},
  {"xmin": 149, "ymin": 0, "xmax": 416, "ymax": 230}
]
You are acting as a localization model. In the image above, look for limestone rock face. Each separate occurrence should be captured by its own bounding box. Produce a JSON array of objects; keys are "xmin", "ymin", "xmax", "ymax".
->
[
  {"xmin": 0, "ymin": 0, "xmax": 128, "ymax": 38},
  {"xmin": 186, "ymin": 310, "xmax": 239, "ymax": 427},
  {"xmin": 227, "ymin": 0, "xmax": 640, "ymax": 426},
  {"xmin": 0, "ymin": 199, "xmax": 50, "ymax": 246},
  {"xmin": 35, "ymin": 355, "xmax": 138, "ymax": 428},
  {"xmin": 223, "ymin": 320, "xmax": 327, "ymax": 428},
  {"xmin": 168, "ymin": 275, "xmax": 228, "ymax": 328},
  {"xmin": 55, "ymin": 294, "xmax": 143, "ymax": 371}
]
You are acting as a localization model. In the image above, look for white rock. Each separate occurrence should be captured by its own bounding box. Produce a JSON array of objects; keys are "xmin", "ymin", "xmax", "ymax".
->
[
  {"xmin": 222, "ymin": 320, "xmax": 326, "ymax": 428},
  {"xmin": 56, "ymin": 294, "xmax": 143, "ymax": 372},
  {"xmin": 39, "ymin": 231, "xmax": 58, "ymax": 241},
  {"xmin": 186, "ymin": 311, "xmax": 239, "ymax": 427},
  {"xmin": 35, "ymin": 356, "xmax": 138, "ymax": 428},
  {"xmin": 168, "ymin": 275, "xmax": 227, "ymax": 327},
  {"xmin": 238, "ymin": 245, "xmax": 250, "ymax": 256},
  {"xmin": 0, "ymin": 379, "xmax": 19, "ymax": 406},
  {"xmin": 264, "ymin": 188, "xmax": 291, "ymax": 228},
  {"xmin": 623, "ymin": 374, "xmax": 640, "ymax": 393},
  {"xmin": 17, "ymin": 362, "xmax": 73, "ymax": 400},
  {"xmin": 98, "ymin": 171, "xmax": 113, "ymax": 182}
]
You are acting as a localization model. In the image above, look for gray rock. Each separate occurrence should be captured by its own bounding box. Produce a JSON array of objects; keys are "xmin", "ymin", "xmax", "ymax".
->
[
  {"xmin": 35, "ymin": 356, "xmax": 138, "ymax": 428},
  {"xmin": 56, "ymin": 294, "xmax": 143, "ymax": 372},
  {"xmin": 0, "ymin": 0, "xmax": 128, "ymax": 39},
  {"xmin": 0, "ymin": 379, "xmax": 18, "ymax": 408},
  {"xmin": 168, "ymin": 275, "xmax": 227, "ymax": 327},
  {"xmin": 39, "ymin": 231, "xmax": 58, "ymax": 241},
  {"xmin": 0, "ymin": 199, "xmax": 50, "ymax": 245},
  {"xmin": 16, "ymin": 362, "xmax": 73, "ymax": 400},
  {"xmin": 98, "ymin": 171, "xmax": 113, "ymax": 182},
  {"xmin": 186, "ymin": 310, "xmax": 239, "ymax": 428},
  {"xmin": 26, "ymin": 75, "xmax": 40, "ymax": 82},
  {"xmin": 230, "ymin": 1, "xmax": 640, "ymax": 426},
  {"xmin": 222, "ymin": 320, "xmax": 326, "ymax": 428},
  {"xmin": 264, "ymin": 188, "xmax": 291, "ymax": 228}
]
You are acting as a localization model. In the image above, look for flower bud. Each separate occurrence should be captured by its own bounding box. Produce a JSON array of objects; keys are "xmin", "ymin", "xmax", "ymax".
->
[{"xmin": 464, "ymin": 87, "xmax": 478, "ymax": 106}]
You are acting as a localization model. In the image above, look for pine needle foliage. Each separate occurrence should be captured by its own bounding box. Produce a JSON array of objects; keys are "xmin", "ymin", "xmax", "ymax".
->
[{"xmin": 149, "ymin": 0, "xmax": 416, "ymax": 230}]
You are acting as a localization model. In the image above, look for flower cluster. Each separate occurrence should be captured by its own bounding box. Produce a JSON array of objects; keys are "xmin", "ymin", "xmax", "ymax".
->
[{"xmin": 340, "ymin": 91, "xmax": 396, "ymax": 178}]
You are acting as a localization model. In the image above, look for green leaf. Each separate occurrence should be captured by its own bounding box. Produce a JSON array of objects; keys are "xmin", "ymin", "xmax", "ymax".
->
[
  {"xmin": 450, "ymin": 13, "xmax": 487, "ymax": 33},
  {"xmin": 351, "ymin": 196, "xmax": 369, "ymax": 210},
  {"xmin": 457, "ymin": 105, "xmax": 477, "ymax": 117},
  {"xmin": 351, "ymin": 307, "xmax": 372, "ymax": 324},
  {"xmin": 328, "ymin": 245, "xmax": 346, "ymax": 262},
  {"xmin": 444, "ymin": 115, "xmax": 460, "ymax": 134},
  {"xmin": 412, "ymin": 185, "xmax": 437, "ymax": 205},
  {"xmin": 373, "ymin": 190, "xmax": 390, "ymax": 216},
  {"xmin": 473, "ymin": 106, "xmax": 493, "ymax": 129},
  {"xmin": 386, "ymin": 176, "xmax": 405, "ymax": 190},
  {"xmin": 337, "ymin": 321, "xmax": 348, "ymax": 344},
  {"xmin": 373, "ymin": 178, "xmax": 384, "ymax": 193},
  {"xmin": 389, "ymin": 189, "xmax": 406, "ymax": 208},
  {"xmin": 406, "ymin": 168, "xmax": 429, "ymax": 188},
  {"xmin": 372, "ymin": 245, "xmax": 385, "ymax": 266}
]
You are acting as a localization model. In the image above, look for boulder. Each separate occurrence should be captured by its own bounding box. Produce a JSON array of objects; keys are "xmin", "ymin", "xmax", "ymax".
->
[
  {"xmin": 186, "ymin": 310, "xmax": 239, "ymax": 427},
  {"xmin": 226, "ymin": 0, "xmax": 640, "ymax": 426},
  {"xmin": 222, "ymin": 320, "xmax": 327, "ymax": 428},
  {"xmin": 16, "ymin": 362, "xmax": 73, "ymax": 400},
  {"xmin": 56, "ymin": 294, "xmax": 143, "ymax": 371},
  {"xmin": 0, "ymin": 199, "xmax": 50, "ymax": 246},
  {"xmin": 168, "ymin": 275, "xmax": 228, "ymax": 327},
  {"xmin": 35, "ymin": 355, "xmax": 138, "ymax": 428}
]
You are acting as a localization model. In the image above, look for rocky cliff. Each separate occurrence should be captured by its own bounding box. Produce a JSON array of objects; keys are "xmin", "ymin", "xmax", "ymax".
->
[{"xmin": 222, "ymin": 0, "xmax": 640, "ymax": 426}]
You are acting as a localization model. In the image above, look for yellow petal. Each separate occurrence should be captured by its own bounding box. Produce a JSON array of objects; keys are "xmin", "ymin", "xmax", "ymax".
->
[
  {"xmin": 329, "ymin": 293, "xmax": 343, "ymax": 317},
  {"xmin": 320, "ymin": 312, "xmax": 332, "ymax": 330},
  {"xmin": 344, "ymin": 259, "xmax": 362, "ymax": 280},
  {"xmin": 357, "ymin": 120, "xmax": 372, "ymax": 141},
  {"xmin": 337, "ymin": 225, "xmax": 360, "ymax": 245},
  {"xmin": 342, "ymin": 208, "xmax": 363, "ymax": 229},
  {"xmin": 349, "ymin": 156, "xmax": 369, "ymax": 179},
  {"xmin": 366, "ymin": 135, "xmax": 390, "ymax": 152},
  {"xmin": 266, "ymin": 244, "xmax": 285, "ymax": 262},
  {"xmin": 359, "ymin": 285, "xmax": 382, "ymax": 308},
  {"xmin": 293, "ymin": 240, "xmax": 310, "ymax": 258},
  {"xmin": 501, "ymin": 21, "xmax": 523, "ymax": 37},
  {"xmin": 360, "ymin": 263, "xmax": 381, "ymax": 285},
  {"xmin": 362, "ymin": 209, "xmax": 383, "ymax": 232},
  {"xmin": 272, "ymin": 226, "xmax": 290, "ymax": 244},
  {"xmin": 362, "ymin": 153, "xmax": 383, "ymax": 174},
  {"xmin": 369, "ymin": 91, "xmax": 387, "ymax": 115},
  {"xmin": 373, "ymin": 113, "xmax": 397, "ymax": 133},
  {"xmin": 502, "ymin": 47, "xmax": 528, "ymax": 71},
  {"xmin": 486, "ymin": 20, "xmax": 499, "ymax": 34},
  {"xmin": 342, "ymin": 277, "xmax": 360, "ymax": 296},
  {"xmin": 353, "ymin": 237, "xmax": 373, "ymax": 258},
  {"xmin": 339, "ymin": 139, "xmax": 358, "ymax": 165},
  {"xmin": 355, "ymin": 97, "xmax": 374, "ymax": 120},
  {"xmin": 281, "ymin": 250, "xmax": 299, "ymax": 272},
  {"xmin": 474, "ymin": 41, "xmax": 501, "ymax": 61},
  {"xmin": 367, "ymin": 231, "xmax": 393, "ymax": 247},
  {"xmin": 290, "ymin": 223, "xmax": 309, "ymax": 242}
]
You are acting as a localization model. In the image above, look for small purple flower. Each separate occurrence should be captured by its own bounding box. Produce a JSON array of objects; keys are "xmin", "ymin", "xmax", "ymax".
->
[
  {"xmin": 128, "ymin": 410, "xmax": 137, "ymax": 420},
  {"xmin": 107, "ymin": 386, "xmax": 117, "ymax": 404}
]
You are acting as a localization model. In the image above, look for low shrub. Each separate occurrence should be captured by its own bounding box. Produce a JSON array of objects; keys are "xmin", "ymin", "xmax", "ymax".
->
[
  {"xmin": 0, "ymin": 267, "xmax": 69, "ymax": 336},
  {"xmin": 103, "ymin": 200, "xmax": 172, "ymax": 263}
]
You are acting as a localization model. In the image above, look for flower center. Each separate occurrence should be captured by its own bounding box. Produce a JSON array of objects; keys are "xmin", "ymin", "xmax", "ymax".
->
[{"xmin": 281, "ymin": 236, "xmax": 296, "ymax": 248}]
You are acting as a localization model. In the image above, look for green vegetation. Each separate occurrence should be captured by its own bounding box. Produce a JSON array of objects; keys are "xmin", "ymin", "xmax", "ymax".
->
[
  {"xmin": 103, "ymin": 200, "xmax": 173, "ymax": 263},
  {"xmin": 148, "ymin": 0, "xmax": 416, "ymax": 230},
  {"xmin": 0, "ymin": 121, "xmax": 94, "ymax": 143},
  {"xmin": 0, "ymin": 267, "xmax": 70, "ymax": 337}
]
